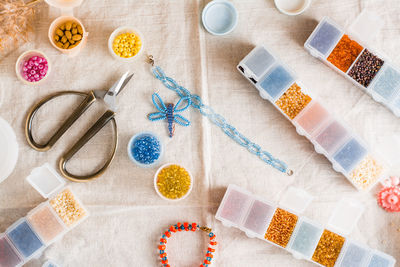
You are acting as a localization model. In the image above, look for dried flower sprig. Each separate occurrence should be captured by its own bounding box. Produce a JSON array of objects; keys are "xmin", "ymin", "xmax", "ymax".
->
[{"xmin": 0, "ymin": 0, "xmax": 41, "ymax": 57}]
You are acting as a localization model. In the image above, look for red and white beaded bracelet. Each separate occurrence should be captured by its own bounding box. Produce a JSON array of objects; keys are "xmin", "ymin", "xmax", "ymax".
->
[{"xmin": 158, "ymin": 222, "xmax": 217, "ymax": 267}]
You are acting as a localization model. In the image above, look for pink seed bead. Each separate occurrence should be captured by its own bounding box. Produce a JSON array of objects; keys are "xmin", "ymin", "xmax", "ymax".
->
[
  {"xmin": 32, "ymin": 56, "xmax": 37, "ymax": 61},
  {"xmin": 33, "ymin": 66, "xmax": 38, "ymax": 70},
  {"xmin": 40, "ymin": 70, "xmax": 46, "ymax": 76},
  {"xmin": 30, "ymin": 70, "xmax": 35, "ymax": 75},
  {"xmin": 38, "ymin": 64, "xmax": 44, "ymax": 70}
]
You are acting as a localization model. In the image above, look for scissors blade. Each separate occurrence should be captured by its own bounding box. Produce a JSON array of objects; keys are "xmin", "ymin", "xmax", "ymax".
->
[{"xmin": 95, "ymin": 72, "xmax": 134, "ymax": 110}]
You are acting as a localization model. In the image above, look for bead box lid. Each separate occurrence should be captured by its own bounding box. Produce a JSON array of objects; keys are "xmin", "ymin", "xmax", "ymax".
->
[
  {"xmin": 26, "ymin": 163, "xmax": 66, "ymax": 199},
  {"xmin": 348, "ymin": 10, "xmax": 383, "ymax": 46},
  {"xmin": 279, "ymin": 186, "xmax": 313, "ymax": 214},
  {"xmin": 327, "ymin": 197, "xmax": 365, "ymax": 236}
]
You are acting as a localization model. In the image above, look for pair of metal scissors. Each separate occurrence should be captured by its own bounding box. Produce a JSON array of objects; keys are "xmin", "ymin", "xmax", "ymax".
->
[{"xmin": 25, "ymin": 72, "xmax": 133, "ymax": 182}]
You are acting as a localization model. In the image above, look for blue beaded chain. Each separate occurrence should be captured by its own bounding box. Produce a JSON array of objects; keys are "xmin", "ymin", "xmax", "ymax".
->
[{"xmin": 148, "ymin": 56, "xmax": 292, "ymax": 175}]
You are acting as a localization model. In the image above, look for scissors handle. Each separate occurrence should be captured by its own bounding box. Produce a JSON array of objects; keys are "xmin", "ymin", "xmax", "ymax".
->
[
  {"xmin": 59, "ymin": 110, "xmax": 118, "ymax": 182},
  {"xmin": 25, "ymin": 91, "xmax": 97, "ymax": 151}
]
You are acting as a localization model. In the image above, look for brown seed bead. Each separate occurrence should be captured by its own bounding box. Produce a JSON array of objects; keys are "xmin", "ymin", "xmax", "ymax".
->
[
  {"xmin": 65, "ymin": 21, "xmax": 72, "ymax": 31},
  {"xmin": 264, "ymin": 208, "xmax": 298, "ymax": 247},
  {"xmin": 72, "ymin": 34, "xmax": 82, "ymax": 41},
  {"xmin": 62, "ymin": 42, "xmax": 69, "ymax": 49},
  {"xmin": 55, "ymin": 28, "xmax": 64, "ymax": 36},
  {"xmin": 348, "ymin": 49, "xmax": 384, "ymax": 87},
  {"xmin": 72, "ymin": 28, "xmax": 78, "ymax": 35},
  {"xmin": 56, "ymin": 41, "xmax": 63, "ymax": 48},
  {"xmin": 65, "ymin": 30, "xmax": 72, "ymax": 40},
  {"xmin": 77, "ymin": 25, "xmax": 83, "ymax": 34},
  {"xmin": 312, "ymin": 230, "xmax": 345, "ymax": 267},
  {"xmin": 275, "ymin": 83, "xmax": 312, "ymax": 120}
]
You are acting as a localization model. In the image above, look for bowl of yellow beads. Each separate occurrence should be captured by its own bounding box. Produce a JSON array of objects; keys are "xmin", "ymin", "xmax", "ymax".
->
[
  {"xmin": 154, "ymin": 163, "xmax": 193, "ymax": 201},
  {"xmin": 108, "ymin": 26, "xmax": 143, "ymax": 61}
]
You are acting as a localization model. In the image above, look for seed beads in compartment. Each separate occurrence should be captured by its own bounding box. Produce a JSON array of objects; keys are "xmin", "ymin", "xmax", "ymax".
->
[
  {"xmin": 349, "ymin": 155, "xmax": 384, "ymax": 190},
  {"xmin": 308, "ymin": 21, "xmax": 343, "ymax": 56},
  {"xmin": 275, "ymin": 83, "xmax": 312, "ymax": 120},
  {"xmin": 327, "ymin": 34, "xmax": 363, "ymax": 73},
  {"xmin": 49, "ymin": 188, "xmax": 87, "ymax": 227},
  {"xmin": 333, "ymin": 138, "xmax": 367, "ymax": 173},
  {"xmin": 348, "ymin": 49, "xmax": 384, "ymax": 87},
  {"xmin": 312, "ymin": 229, "xmax": 345, "ymax": 267},
  {"xmin": 264, "ymin": 208, "xmax": 298, "ymax": 248},
  {"xmin": 371, "ymin": 64, "xmax": 400, "ymax": 101},
  {"xmin": 27, "ymin": 204, "xmax": 66, "ymax": 244}
]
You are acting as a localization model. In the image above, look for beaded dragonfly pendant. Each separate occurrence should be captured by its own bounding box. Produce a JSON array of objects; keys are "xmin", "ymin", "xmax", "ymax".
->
[{"xmin": 148, "ymin": 93, "xmax": 191, "ymax": 137}]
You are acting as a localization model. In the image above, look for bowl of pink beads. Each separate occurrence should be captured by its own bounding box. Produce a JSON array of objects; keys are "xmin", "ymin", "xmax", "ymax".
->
[{"xmin": 15, "ymin": 50, "xmax": 51, "ymax": 85}]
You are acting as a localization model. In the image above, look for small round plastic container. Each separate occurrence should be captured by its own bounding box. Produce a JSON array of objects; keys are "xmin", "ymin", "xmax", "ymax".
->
[
  {"xmin": 202, "ymin": 0, "xmax": 238, "ymax": 35},
  {"xmin": 127, "ymin": 132, "xmax": 163, "ymax": 168},
  {"xmin": 45, "ymin": 0, "xmax": 83, "ymax": 10},
  {"xmin": 108, "ymin": 26, "xmax": 144, "ymax": 62},
  {"xmin": 0, "ymin": 117, "xmax": 18, "ymax": 184},
  {"xmin": 15, "ymin": 50, "xmax": 51, "ymax": 85},
  {"xmin": 154, "ymin": 163, "xmax": 193, "ymax": 201},
  {"xmin": 48, "ymin": 15, "xmax": 88, "ymax": 57},
  {"xmin": 274, "ymin": 0, "xmax": 311, "ymax": 16}
]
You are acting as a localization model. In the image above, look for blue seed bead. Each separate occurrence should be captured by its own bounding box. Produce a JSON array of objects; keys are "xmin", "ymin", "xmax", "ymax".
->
[
  {"xmin": 162, "ymin": 257, "xmax": 167, "ymax": 261},
  {"xmin": 207, "ymin": 257, "xmax": 212, "ymax": 261},
  {"xmin": 159, "ymin": 250, "xmax": 164, "ymax": 254},
  {"xmin": 131, "ymin": 134, "xmax": 161, "ymax": 165},
  {"xmin": 162, "ymin": 234, "xmax": 166, "ymax": 238},
  {"xmin": 209, "ymin": 233, "xmax": 214, "ymax": 237},
  {"xmin": 180, "ymin": 225, "xmax": 185, "ymax": 230},
  {"xmin": 160, "ymin": 242, "xmax": 163, "ymax": 245}
]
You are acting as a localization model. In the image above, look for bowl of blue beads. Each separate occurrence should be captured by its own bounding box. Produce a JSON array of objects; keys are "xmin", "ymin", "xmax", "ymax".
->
[{"xmin": 127, "ymin": 132, "xmax": 163, "ymax": 167}]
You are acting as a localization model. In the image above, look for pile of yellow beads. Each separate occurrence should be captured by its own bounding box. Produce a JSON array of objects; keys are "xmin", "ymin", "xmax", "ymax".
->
[
  {"xmin": 156, "ymin": 164, "xmax": 192, "ymax": 200},
  {"xmin": 112, "ymin": 32, "xmax": 142, "ymax": 58}
]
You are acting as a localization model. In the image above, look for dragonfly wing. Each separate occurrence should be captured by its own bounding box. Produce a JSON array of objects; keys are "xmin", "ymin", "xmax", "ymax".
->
[
  {"xmin": 174, "ymin": 96, "xmax": 191, "ymax": 112},
  {"xmin": 174, "ymin": 114, "xmax": 190, "ymax": 126},
  {"xmin": 152, "ymin": 93, "xmax": 167, "ymax": 112},
  {"xmin": 148, "ymin": 112, "xmax": 166, "ymax": 121}
]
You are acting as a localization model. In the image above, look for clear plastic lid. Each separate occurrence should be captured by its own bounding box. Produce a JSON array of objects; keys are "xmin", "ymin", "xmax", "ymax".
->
[
  {"xmin": 327, "ymin": 197, "xmax": 365, "ymax": 235},
  {"xmin": 348, "ymin": 10, "xmax": 383, "ymax": 45},
  {"xmin": 26, "ymin": 163, "xmax": 66, "ymax": 199},
  {"xmin": 279, "ymin": 186, "xmax": 313, "ymax": 214},
  {"xmin": 0, "ymin": 117, "xmax": 19, "ymax": 184}
]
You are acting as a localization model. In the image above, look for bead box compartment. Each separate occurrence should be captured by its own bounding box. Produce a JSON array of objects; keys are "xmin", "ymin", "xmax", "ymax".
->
[
  {"xmin": 237, "ymin": 45, "xmax": 387, "ymax": 192},
  {"xmin": 27, "ymin": 202, "xmax": 67, "ymax": 245},
  {"xmin": 304, "ymin": 15, "xmax": 400, "ymax": 117},
  {"xmin": 0, "ymin": 234, "xmax": 23, "ymax": 267},
  {"xmin": 215, "ymin": 184, "xmax": 396, "ymax": 267},
  {"xmin": 6, "ymin": 218, "xmax": 45, "ymax": 262}
]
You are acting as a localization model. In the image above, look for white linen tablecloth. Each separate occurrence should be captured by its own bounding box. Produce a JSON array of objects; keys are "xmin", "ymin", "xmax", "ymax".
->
[{"xmin": 0, "ymin": 0, "xmax": 399, "ymax": 266}]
